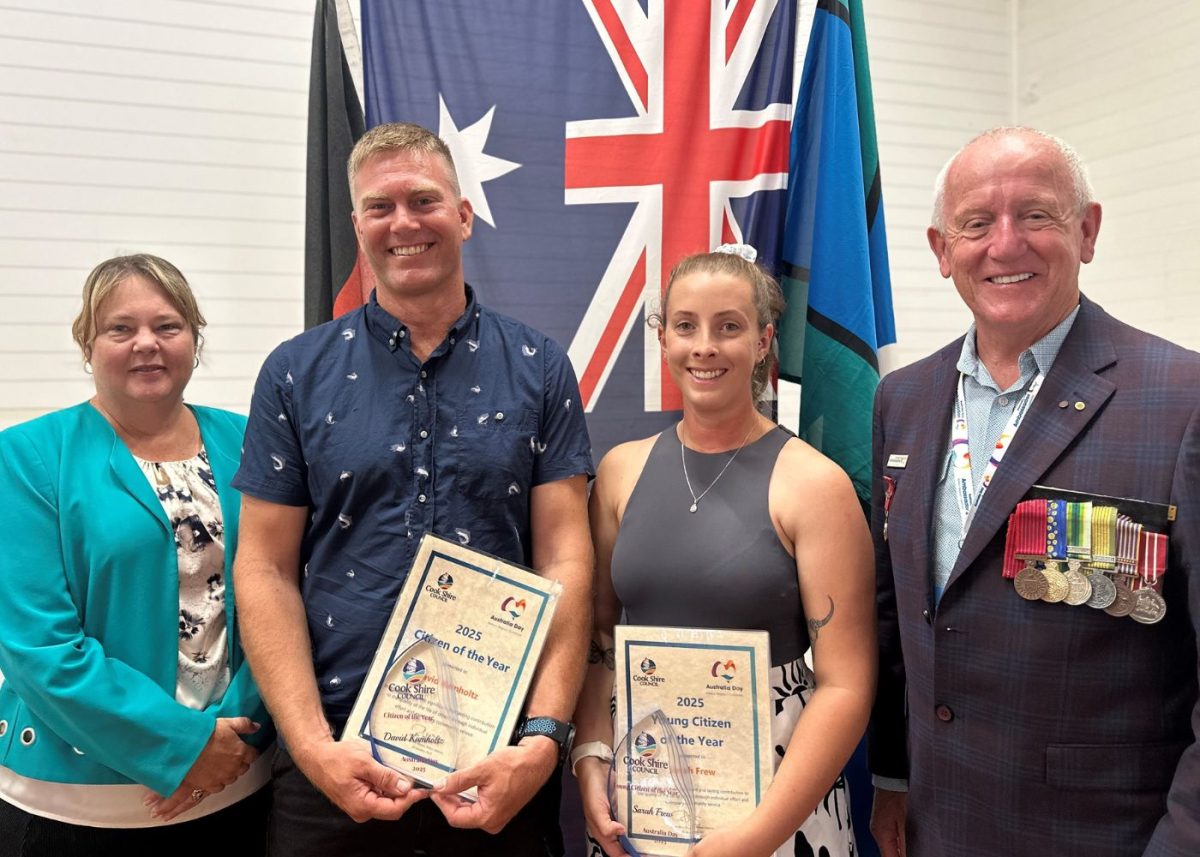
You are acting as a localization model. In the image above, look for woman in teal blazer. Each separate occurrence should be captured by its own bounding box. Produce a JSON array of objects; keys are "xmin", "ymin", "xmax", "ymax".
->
[{"xmin": 0, "ymin": 255, "xmax": 272, "ymax": 855}]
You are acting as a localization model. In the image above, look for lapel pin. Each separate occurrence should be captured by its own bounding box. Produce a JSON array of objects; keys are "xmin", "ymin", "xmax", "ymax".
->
[
  {"xmin": 1074, "ymin": 401, "xmax": 1086, "ymax": 411},
  {"xmin": 1058, "ymin": 400, "xmax": 1069, "ymax": 408}
]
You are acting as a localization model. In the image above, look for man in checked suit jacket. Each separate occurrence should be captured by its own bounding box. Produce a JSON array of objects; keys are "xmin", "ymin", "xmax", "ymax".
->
[{"xmin": 868, "ymin": 126, "xmax": 1200, "ymax": 856}]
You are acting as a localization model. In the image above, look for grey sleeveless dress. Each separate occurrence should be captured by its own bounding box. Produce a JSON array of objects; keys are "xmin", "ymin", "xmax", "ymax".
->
[{"xmin": 598, "ymin": 425, "xmax": 855, "ymax": 857}]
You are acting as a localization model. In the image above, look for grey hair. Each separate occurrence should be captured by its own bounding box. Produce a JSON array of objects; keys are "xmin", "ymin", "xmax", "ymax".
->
[{"xmin": 931, "ymin": 126, "xmax": 1095, "ymax": 231}]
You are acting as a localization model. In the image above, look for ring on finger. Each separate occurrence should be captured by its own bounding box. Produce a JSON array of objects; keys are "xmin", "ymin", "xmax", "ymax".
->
[{"xmin": 190, "ymin": 788, "xmax": 206, "ymax": 803}]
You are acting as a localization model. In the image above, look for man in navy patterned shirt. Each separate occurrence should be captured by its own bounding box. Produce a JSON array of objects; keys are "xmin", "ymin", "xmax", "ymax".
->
[{"xmin": 233, "ymin": 123, "xmax": 594, "ymax": 857}]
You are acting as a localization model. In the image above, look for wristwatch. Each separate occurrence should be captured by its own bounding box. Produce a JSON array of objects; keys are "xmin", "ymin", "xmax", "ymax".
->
[{"xmin": 514, "ymin": 716, "xmax": 576, "ymax": 766}]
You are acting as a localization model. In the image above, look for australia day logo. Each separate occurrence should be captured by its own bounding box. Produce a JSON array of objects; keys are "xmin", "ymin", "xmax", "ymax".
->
[
  {"xmin": 501, "ymin": 596, "xmax": 526, "ymax": 620},
  {"xmin": 711, "ymin": 659, "xmax": 736, "ymax": 682},
  {"xmin": 401, "ymin": 658, "xmax": 426, "ymax": 684},
  {"xmin": 639, "ymin": 657, "xmax": 656, "ymax": 676},
  {"xmin": 633, "ymin": 731, "xmax": 657, "ymax": 758}
]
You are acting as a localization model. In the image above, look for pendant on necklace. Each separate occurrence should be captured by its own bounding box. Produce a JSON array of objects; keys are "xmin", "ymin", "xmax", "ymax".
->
[{"xmin": 689, "ymin": 503, "xmax": 698, "ymax": 513}]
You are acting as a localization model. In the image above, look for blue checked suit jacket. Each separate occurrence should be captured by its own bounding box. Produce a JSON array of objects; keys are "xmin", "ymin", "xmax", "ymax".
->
[{"xmin": 868, "ymin": 296, "xmax": 1200, "ymax": 856}]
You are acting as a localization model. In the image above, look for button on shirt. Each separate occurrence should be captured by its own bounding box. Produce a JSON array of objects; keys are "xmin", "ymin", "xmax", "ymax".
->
[
  {"xmin": 234, "ymin": 287, "xmax": 594, "ymax": 725},
  {"xmin": 931, "ymin": 306, "xmax": 1080, "ymax": 603}
]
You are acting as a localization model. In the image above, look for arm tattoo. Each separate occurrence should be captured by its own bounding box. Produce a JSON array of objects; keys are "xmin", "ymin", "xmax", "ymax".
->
[
  {"xmin": 807, "ymin": 596, "xmax": 835, "ymax": 643},
  {"xmin": 589, "ymin": 639, "xmax": 615, "ymax": 670}
]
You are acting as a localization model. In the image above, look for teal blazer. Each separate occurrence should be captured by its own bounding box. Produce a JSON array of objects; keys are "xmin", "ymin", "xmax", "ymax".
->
[{"xmin": 0, "ymin": 403, "xmax": 271, "ymax": 797}]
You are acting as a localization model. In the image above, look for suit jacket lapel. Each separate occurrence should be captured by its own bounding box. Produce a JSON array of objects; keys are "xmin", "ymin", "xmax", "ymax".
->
[
  {"xmin": 945, "ymin": 298, "xmax": 1118, "ymax": 589},
  {"xmin": 196, "ymin": 408, "xmax": 242, "ymax": 559},
  {"xmin": 106, "ymin": 431, "xmax": 172, "ymax": 535},
  {"xmin": 909, "ymin": 340, "xmax": 960, "ymax": 608}
]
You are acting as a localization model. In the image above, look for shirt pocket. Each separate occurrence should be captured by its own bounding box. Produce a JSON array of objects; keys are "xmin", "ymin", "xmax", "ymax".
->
[{"xmin": 453, "ymin": 406, "xmax": 536, "ymax": 500}]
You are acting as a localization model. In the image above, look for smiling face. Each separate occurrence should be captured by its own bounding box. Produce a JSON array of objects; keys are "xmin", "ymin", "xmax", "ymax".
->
[
  {"xmin": 89, "ymin": 275, "xmax": 196, "ymax": 412},
  {"xmin": 351, "ymin": 149, "xmax": 474, "ymax": 312},
  {"xmin": 659, "ymin": 270, "xmax": 772, "ymax": 413},
  {"xmin": 929, "ymin": 132, "xmax": 1101, "ymax": 350}
]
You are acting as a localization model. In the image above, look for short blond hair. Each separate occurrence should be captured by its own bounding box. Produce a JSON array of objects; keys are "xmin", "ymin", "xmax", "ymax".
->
[
  {"xmin": 347, "ymin": 122, "xmax": 461, "ymax": 202},
  {"xmin": 72, "ymin": 254, "xmax": 206, "ymax": 362}
]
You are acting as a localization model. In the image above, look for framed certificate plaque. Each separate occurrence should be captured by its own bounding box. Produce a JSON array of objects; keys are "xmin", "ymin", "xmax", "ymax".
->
[
  {"xmin": 613, "ymin": 625, "xmax": 773, "ymax": 855},
  {"xmin": 341, "ymin": 534, "xmax": 561, "ymax": 794}
]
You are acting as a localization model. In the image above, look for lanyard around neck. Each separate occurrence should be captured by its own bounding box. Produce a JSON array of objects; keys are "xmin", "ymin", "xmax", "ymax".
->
[{"xmin": 950, "ymin": 370, "xmax": 1044, "ymax": 545}]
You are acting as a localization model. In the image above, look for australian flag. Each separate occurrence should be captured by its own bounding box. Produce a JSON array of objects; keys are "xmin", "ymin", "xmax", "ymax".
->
[{"xmin": 307, "ymin": 0, "xmax": 801, "ymax": 456}]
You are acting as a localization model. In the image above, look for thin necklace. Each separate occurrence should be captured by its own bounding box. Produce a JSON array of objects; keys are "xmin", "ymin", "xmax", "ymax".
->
[{"xmin": 680, "ymin": 423, "xmax": 757, "ymax": 513}]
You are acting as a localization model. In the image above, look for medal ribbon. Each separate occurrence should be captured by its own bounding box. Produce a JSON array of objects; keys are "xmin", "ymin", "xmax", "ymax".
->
[
  {"xmin": 951, "ymin": 371, "xmax": 1045, "ymax": 546},
  {"xmin": 1116, "ymin": 514, "xmax": 1141, "ymax": 575},
  {"xmin": 1065, "ymin": 501, "xmax": 1093, "ymax": 560},
  {"xmin": 1046, "ymin": 499, "xmax": 1067, "ymax": 560},
  {"xmin": 1137, "ymin": 530, "xmax": 1169, "ymax": 588},
  {"xmin": 1002, "ymin": 499, "xmax": 1047, "ymax": 578},
  {"xmin": 1090, "ymin": 506, "xmax": 1118, "ymax": 569}
]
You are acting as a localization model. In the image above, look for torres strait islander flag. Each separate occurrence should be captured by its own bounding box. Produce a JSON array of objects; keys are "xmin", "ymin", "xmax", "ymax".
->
[{"xmin": 308, "ymin": 0, "xmax": 809, "ymax": 454}]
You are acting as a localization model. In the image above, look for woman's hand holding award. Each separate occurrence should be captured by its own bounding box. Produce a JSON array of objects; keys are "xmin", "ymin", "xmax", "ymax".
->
[{"xmin": 341, "ymin": 534, "xmax": 560, "ymax": 799}]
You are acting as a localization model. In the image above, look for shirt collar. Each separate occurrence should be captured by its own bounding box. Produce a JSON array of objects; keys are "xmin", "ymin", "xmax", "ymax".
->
[
  {"xmin": 363, "ymin": 285, "xmax": 481, "ymax": 353},
  {"xmin": 956, "ymin": 303, "xmax": 1081, "ymax": 393}
]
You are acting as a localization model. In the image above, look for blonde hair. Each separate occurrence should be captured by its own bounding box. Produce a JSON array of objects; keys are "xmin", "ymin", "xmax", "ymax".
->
[
  {"xmin": 347, "ymin": 122, "xmax": 461, "ymax": 201},
  {"xmin": 649, "ymin": 251, "xmax": 786, "ymax": 401},
  {"xmin": 71, "ymin": 254, "xmax": 206, "ymax": 363}
]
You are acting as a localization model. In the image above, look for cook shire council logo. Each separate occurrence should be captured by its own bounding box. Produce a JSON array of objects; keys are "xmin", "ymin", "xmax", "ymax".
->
[
  {"xmin": 711, "ymin": 659, "xmax": 736, "ymax": 682},
  {"xmin": 633, "ymin": 731, "xmax": 657, "ymax": 758},
  {"xmin": 401, "ymin": 658, "xmax": 426, "ymax": 684},
  {"xmin": 437, "ymin": 572, "xmax": 454, "ymax": 590},
  {"xmin": 639, "ymin": 657, "xmax": 656, "ymax": 675}
]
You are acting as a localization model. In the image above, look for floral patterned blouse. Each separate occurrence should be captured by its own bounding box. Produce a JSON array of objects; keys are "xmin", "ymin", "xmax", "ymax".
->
[{"xmin": 134, "ymin": 447, "xmax": 230, "ymax": 709}]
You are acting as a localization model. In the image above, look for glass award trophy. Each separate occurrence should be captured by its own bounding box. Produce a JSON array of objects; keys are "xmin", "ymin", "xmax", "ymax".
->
[
  {"xmin": 362, "ymin": 636, "xmax": 461, "ymax": 786},
  {"xmin": 609, "ymin": 709, "xmax": 698, "ymax": 856}
]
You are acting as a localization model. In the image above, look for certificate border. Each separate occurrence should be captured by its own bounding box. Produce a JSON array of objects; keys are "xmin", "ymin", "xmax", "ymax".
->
[
  {"xmin": 357, "ymin": 547, "xmax": 554, "ymax": 772},
  {"xmin": 619, "ymin": 638, "xmax": 765, "ymax": 848}
]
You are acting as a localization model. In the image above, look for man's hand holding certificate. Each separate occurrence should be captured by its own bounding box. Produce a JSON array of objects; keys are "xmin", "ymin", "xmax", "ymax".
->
[{"xmin": 341, "ymin": 534, "xmax": 561, "ymax": 798}]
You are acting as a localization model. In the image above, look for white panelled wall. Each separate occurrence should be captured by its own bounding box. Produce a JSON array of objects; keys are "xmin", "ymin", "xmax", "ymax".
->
[
  {"xmin": 0, "ymin": 0, "xmax": 310, "ymax": 428},
  {"xmin": 869, "ymin": 0, "xmax": 1012, "ymax": 370},
  {"xmin": 1016, "ymin": 0, "xmax": 1200, "ymax": 351},
  {"xmin": 0, "ymin": 1, "xmax": 1196, "ymax": 428}
]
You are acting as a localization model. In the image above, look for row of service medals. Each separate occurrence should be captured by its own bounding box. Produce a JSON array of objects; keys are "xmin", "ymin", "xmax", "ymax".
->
[{"xmin": 1002, "ymin": 499, "xmax": 1168, "ymax": 624}]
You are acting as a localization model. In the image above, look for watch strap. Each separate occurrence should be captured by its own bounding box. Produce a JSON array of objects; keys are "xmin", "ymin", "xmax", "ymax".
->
[{"xmin": 515, "ymin": 716, "xmax": 575, "ymax": 764}]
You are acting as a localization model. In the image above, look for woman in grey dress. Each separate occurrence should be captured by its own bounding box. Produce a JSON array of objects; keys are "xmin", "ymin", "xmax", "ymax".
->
[{"xmin": 573, "ymin": 246, "xmax": 875, "ymax": 857}]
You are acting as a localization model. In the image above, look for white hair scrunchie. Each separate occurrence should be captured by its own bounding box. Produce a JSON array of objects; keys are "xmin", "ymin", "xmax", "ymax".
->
[{"xmin": 713, "ymin": 242, "xmax": 758, "ymax": 263}]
